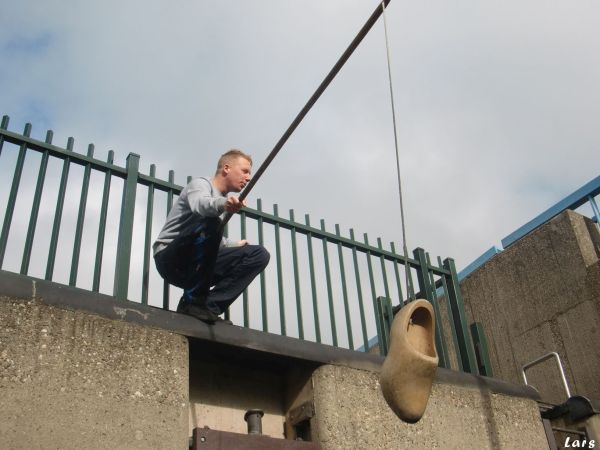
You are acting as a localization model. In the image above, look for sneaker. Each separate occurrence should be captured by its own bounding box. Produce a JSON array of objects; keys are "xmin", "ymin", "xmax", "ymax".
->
[
  {"xmin": 177, "ymin": 301, "xmax": 219, "ymax": 324},
  {"xmin": 203, "ymin": 300, "xmax": 233, "ymax": 325}
]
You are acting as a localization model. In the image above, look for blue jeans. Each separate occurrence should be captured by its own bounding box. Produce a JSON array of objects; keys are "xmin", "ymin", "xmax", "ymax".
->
[{"xmin": 154, "ymin": 218, "xmax": 270, "ymax": 314}]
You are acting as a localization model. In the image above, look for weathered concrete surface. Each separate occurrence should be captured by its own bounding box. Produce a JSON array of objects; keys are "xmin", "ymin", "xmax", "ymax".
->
[
  {"xmin": 312, "ymin": 365, "xmax": 548, "ymax": 450},
  {"xmin": 461, "ymin": 210, "xmax": 600, "ymax": 404},
  {"xmin": 0, "ymin": 270, "xmax": 548, "ymax": 449},
  {"xmin": 0, "ymin": 298, "xmax": 188, "ymax": 450}
]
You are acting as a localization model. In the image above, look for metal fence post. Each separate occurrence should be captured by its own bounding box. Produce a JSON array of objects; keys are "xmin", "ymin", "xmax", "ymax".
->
[
  {"xmin": 21, "ymin": 130, "xmax": 53, "ymax": 275},
  {"xmin": 443, "ymin": 257, "xmax": 478, "ymax": 374},
  {"xmin": 70, "ymin": 144, "xmax": 94, "ymax": 286},
  {"xmin": 470, "ymin": 322, "xmax": 493, "ymax": 376},
  {"xmin": 414, "ymin": 247, "xmax": 449, "ymax": 368},
  {"xmin": 0, "ymin": 123, "xmax": 31, "ymax": 268},
  {"xmin": 375, "ymin": 296, "xmax": 394, "ymax": 356},
  {"xmin": 46, "ymin": 137, "xmax": 74, "ymax": 280},
  {"xmin": 114, "ymin": 153, "xmax": 140, "ymax": 301}
]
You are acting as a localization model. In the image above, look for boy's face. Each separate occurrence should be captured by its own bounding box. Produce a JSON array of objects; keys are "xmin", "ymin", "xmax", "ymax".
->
[{"xmin": 224, "ymin": 156, "xmax": 252, "ymax": 192}]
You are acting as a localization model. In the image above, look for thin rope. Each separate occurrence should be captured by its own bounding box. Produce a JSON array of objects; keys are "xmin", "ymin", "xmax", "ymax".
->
[{"xmin": 381, "ymin": 2, "xmax": 414, "ymax": 302}]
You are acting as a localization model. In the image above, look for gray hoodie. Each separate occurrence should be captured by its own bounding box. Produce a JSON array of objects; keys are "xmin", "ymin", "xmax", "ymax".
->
[{"xmin": 152, "ymin": 177, "xmax": 235, "ymax": 255}]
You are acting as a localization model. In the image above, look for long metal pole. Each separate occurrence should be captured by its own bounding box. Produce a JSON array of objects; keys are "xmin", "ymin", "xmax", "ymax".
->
[{"xmin": 221, "ymin": 0, "xmax": 391, "ymax": 227}]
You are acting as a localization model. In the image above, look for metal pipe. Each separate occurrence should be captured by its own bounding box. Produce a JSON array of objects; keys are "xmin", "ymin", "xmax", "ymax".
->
[
  {"xmin": 521, "ymin": 351, "xmax": 572, "ymax": 400},
  {"xmin": 244, "ymin": 409, "xmax": 264, "ymax": 435},
  {"xmin": 221, "ymin": 0, "xmax": 392, "ymax": 228}
]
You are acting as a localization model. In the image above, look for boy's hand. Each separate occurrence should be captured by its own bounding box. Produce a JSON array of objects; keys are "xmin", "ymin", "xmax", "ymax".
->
[{"xmin": 225, "ymin": 196, "xmax": 246, "ymax": 213}]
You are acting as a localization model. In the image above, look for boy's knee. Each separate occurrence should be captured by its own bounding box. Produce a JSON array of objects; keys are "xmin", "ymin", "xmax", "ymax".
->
[{"xmin": 253, "ymin": 245, "xmax": 270, "ymax": 267}]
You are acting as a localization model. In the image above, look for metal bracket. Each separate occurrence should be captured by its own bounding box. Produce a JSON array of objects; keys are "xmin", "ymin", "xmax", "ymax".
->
[{"xmin": 287, "ymin": 401, "xmax": 315, "ymax": 427}]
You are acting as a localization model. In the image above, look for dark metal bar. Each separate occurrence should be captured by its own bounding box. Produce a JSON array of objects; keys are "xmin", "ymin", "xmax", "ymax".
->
[
  {"xmin": 21, "ymin": 130, "xmax": 52, "ymax": 274},
  {"xmin": 69, "ymin": 144, "xmax": 94, "ymax": 286},
  {"xmin": 221, "ymin": 0, "xmax": 392, "ymax": 227},
  {"xmin": 406, "ymin": 262, "xmax": 416, "ymax": 300},
  {"xmin": 437, "ymin": 254, "xmax": 462, "ymax": 369},
  {"xmin": 321, "ymin": 219, "xmax": 338, "ymax": 347},
  {"xmin": 350, "ymin": 228, "xmax": 369, "ymax": 352},
  {"xmin": 427, "ymin": 252, "xmax": 451, "ymax": 367},
  {"xmin": 377, "ymin": 237, "xmax": 391, "ymax": 300},
  {"xmin": 549, "ymin": 427, "xmax": 586, "ymax": 437},
  {"xmin": 414, "ymin": 247, "xmax": 449, "ymax": 368},
  {"xmin": 46, "ymin": 136, "xmax": 73, "ymax": 280},
  {"xmin": 470, "ymin": 322, "xmax": 493, "ymax": 376},
  {"xmin": 142, "ymin": 164, "xmax": 156, "ymax": 305},
  {"xmin": 273, "ymin": 204, "xmax": 286, "ymax": 335},
  {"xmin": 114, "ymin": 153, "xmax": 140, "ymax": 301},
  {"xmin": 289, "ymin": 209, "xmax": 304, "ymax": 340},
  {"xmin": 443, "ymin": 257, "xmax": 478, "ymax": 374},
  {"xmin": 223, "ymin": 220, "xmax": 231, "ymax": 323},
  {"xmin": 542, "ymin": 419, "xmax": 560, "ymax": 450},
  {"xmin": 335, "ymin": 224, "xmax": 353, "ymax": 350},
  {"xmin": 390, "ymin": 241, "xmax": 405, "ymax": 304},
  {"xmin": 375, "ymin": 296, "xmax": 393, "ymax": 355},
  {"xmin": 364, "ymin": 233, "xmax": 382, "ymax": 355},
  {"xmin": 240, "ymin": 211, "xmax": 249, "ymax": 327},
  {"xmin": 162, "ymin": 170, "xmax": 175, "ymax": 309},
  {"xmin": 305, "ymin": 214, "xmax": 321, "ymax": 343},
  {"xmin": 0, "ymin": 115, "xmax": 9, "ymax": 157},
  {"xmin": 257, "ymin": 199, "xmax": 268, "ymax": 331},
  {"xmin": 0, "ymin": 123, "xmax": 31, "ymax": 268},
  {"xmin": 93, "ymin": 150, "xmax": 114, "ymax": 292}
]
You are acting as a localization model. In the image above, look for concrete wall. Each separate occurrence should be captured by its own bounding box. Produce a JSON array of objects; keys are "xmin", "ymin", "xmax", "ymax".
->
[
  {"xmin": 0, "ymin": 272, "xmax": 550, "ymax": 449},
  {"xmin": 460, "ymin": 210, "xmax": 600, "ymax": 404},
  {"xmin": 0, "ymin": 298, "xmax": 189, "ymax": 450},
  {"xmin": 311, "ymin": 364, "xmax": 548, "ymax": 450}
]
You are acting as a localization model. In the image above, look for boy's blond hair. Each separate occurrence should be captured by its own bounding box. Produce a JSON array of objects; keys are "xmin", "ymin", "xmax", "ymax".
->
[{"xmin": 216, "ymin": 149, "xmax": 252, "ymax": 174}]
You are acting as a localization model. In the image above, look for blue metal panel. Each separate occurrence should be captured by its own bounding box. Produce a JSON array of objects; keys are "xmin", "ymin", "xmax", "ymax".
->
[
  {"xmin": 458, "ymin": 245, "xmax": 503, "ymax": 280},
  {"xmin": 501, "ymin": 175, "xmax": 600, "ymax": 248},
  {"xmin": 589, "ymin": 195, "xmax": 600, "ymax": 224}
]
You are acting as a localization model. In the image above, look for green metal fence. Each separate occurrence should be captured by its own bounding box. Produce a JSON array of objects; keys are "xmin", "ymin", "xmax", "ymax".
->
[{"xmin": 0, "ymin": 115, "xmax": 489, "ymax": 375}]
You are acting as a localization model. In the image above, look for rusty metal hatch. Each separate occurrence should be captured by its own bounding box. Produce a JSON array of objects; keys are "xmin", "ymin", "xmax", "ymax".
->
[{"xmin": 192, "ymin": 427, "xmax": 321, "ymax": 450}]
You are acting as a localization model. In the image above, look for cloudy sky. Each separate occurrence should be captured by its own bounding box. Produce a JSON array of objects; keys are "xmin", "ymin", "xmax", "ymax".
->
[{"xmin": 1, "ymin": 1, "xmax": 599, "ymax": 312}]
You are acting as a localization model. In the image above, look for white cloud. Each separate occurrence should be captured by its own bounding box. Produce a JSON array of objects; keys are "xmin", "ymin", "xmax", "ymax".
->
[{"xmin": 1, "ymin": 0, "xmax": 599, "ymax": 292}]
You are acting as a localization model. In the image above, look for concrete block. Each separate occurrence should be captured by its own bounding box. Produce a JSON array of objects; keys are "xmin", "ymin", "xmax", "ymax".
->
[
  {"xmin": 311, "ymin": 365, "xmax": 548, "ymax": 450},
  {"xmin": 461, "ymin": 210, "xmax": 600, "ymax": 403},
  {"xmin": 0, "ymin": 298, "xmax": 188, "ymax": 450},
  {"xmin": 512, "ymin": 322, "xmax": 572, "ymax": 405},
  {"xmin": 557, "ymin": 299, "xmax": 600, "ymax": 400}
]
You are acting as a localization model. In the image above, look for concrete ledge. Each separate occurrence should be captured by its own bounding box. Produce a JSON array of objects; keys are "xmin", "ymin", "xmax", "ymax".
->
[
  {"xmin": 0, "ymin": 270, "xmax": 539, "ymax": 401},
  {"xmin": 312, "ymin": 365, "xmax": 549, "ymax": 450},
  {"xmin": 0, "ymin": 295, "xmax": 188, "ymax": 449}
]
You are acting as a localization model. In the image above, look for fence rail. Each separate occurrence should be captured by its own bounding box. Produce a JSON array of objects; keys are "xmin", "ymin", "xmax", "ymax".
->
[{"xmin": 0, "ymin": 115, "xmax": 488, "ymax": 375}]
